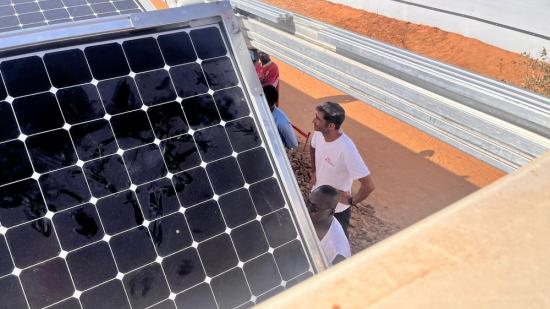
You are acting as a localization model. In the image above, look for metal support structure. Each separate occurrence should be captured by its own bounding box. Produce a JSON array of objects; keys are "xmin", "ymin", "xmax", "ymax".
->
[{"xmin": 229, "ymin": 0, "xmax": 550, "ymax": 173}]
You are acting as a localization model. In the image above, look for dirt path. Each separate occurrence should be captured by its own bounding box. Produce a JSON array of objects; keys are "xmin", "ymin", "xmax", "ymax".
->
[
  {"xmin": 277, "ymin": 58, "xmax": 504, "ymax": 252},
  {"xmin": 264, "ymin": 0, "xmax": 543, "ymax": 93}
]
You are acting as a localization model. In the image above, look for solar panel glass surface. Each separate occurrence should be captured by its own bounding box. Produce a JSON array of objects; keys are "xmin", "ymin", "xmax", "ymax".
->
[{"xmin": 0, "ymin": 24, "xmax": 315, "ymax": 308}]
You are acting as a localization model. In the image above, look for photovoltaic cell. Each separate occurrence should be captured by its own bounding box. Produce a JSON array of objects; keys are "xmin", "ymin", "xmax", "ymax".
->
[
  {"xmin": 56, "ymin": 84, "xmax": 105, "ymax": 124},
  {"xmin": 80, "ymin": 279, "xmax": 130, "ymax": 309},
  {"xmin": 135, "ymin": 69, "xmax": 177, "ymax": 106},
  {"xmin": 21, "ymin": 257, "xmax": 74, "ymax": 308},
  {"xmin": 0, "ymin": 178, "xmax": 47, "ymax": 227},
  {"xmin": 0, "ymin": 140, "xmax": 34, "ymax": 185},
  {"xmin": 86, "ymin": 43, "xmax": 131, "ymax": 80},
  {"xmin": 66, "ymin": 241, "xmax": 118, "ymax": 290},
  {"xmin": 122, "ymin": 37, "xmax": 165, "ymax": 73},
  {"xmin": 97, "ymin": 77, "xmax": 142, "ymax": 114},
  {"xmin": 1, "ymin": 56, "xmax": 50, "ymax": 97},
  {"xmin": 39, "ymin": 166, "xmax": 92, "ymax": 211},
  {"xmin": 70, "ymin": 119, "xmax": 117, "ymax": 160},
  {"xmin": 0, "ymin": 275, "xmax": 28, "ymax": 308},
  {"xmin": 12, "ymin": 92, "xmax": 65, "ymax": 135},
  {"xmin": 162, "ymin": 247, "xmax": 205, "ymax": 292},
  {"xmin": 52, "ymin": 203, "xmax": 103, "ymax": 250},
  {"xmin": 7, "ymin": 218, "xmax": 60, "ymax": 268},
  {"xmin": 0, "ymin": 0, "xmax": 144, "ymax": 33},
  {"xmin": 122, "ymin": 262, "xmax": 170, "ymax": 307},
  {"xmin": 95, "ymin": 190, "xmax": 143, "ymax": 235},
  {"xmin": 25, "ymin": 129, "xmax": 78, "ymax": 173},
  {"xmin": 135, "ymin": 178, "xmax": 180, "ymax": 221},
  {"xmin": 44, "ymin": 49, "xmax": 92, "ymax": 88},
  {"xmin": 147, "ymin": 101, "xmax": 189, "ymax": 139},
  {"xmin": 175, "ymin": 283, "xmax": 217, "ymax": 309},
  {"xmin": 0, "ymin": 24, "xmax": 315, "ymax": 308},
  {"xmin": 149, "ymin": 212, "xmax": 192, "ymax": 256},
  {"xmin": 243, "ymin": 253, "xmax": 281, "ymax": 295}
]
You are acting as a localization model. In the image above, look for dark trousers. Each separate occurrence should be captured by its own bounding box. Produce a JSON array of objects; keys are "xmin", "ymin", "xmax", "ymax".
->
[{"xmin": 334, "ymin": 207, "xmax": 351, "ymax": 239}]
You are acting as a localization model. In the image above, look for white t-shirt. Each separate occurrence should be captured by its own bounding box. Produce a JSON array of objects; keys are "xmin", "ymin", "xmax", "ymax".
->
[
  {"xmin": 311, "ymin": 131, "xmax": 370, "ymax": 212},
  {"xmin": 320, "ymin": 218, "xmax": 351, "ymax": 266}
]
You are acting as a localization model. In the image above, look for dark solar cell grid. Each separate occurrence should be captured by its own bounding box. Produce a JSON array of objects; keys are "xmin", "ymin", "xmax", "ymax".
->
[
  {"xmin": 0, "ymin": 0, "xmax": 143, "ymax": 33},
  {"xmin": 0, "ymin": 26, "xmax": 313, "ymax": 308}
]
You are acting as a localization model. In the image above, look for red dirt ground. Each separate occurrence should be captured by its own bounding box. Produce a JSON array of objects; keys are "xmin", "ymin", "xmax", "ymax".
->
[{"xmin": 264, "ymin": 0, "xmax": 540, "ymax": 89}]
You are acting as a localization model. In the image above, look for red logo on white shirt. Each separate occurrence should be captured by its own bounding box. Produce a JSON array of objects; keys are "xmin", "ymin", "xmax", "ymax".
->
[{"xmin": 324, "ymin": 156, "xmax": 335, "ymax": 167}]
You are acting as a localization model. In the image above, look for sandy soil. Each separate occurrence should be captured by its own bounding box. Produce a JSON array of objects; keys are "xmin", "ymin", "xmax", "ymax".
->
[
  {"xmin": 277, "ymin": 59, "xmax": 504, "ymax": 252},
  {"xmin": 264, "ymin": 0, "xmax": 543, "ymax": 92}
]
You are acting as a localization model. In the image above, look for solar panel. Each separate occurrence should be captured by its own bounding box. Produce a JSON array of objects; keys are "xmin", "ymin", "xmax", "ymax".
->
[
  {"xmin": 0, "ymin": 4, "xmax": 324, "ymax": 309},
  {"xmin": 0, "ymin": 0, "xmax": 144, "ymax": 33}
]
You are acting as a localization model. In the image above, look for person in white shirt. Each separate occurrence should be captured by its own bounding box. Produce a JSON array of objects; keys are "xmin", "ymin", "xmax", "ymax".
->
[
  {"xmin": 307, "ymin": 185, "xmax": 351, "ymax": 266},
  {"xmin": 310, "ymin": 101, "xmax": 375, "ymax": 238}
]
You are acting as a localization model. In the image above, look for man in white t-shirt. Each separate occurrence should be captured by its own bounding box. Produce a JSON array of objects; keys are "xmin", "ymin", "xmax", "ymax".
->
[
  {"xmin": 307, "ymin": 185, "xmax": 351, "ymax": 266},
  {"xmin": 310, "ymin": 101, "xmax": 375, "ymax": 238}
]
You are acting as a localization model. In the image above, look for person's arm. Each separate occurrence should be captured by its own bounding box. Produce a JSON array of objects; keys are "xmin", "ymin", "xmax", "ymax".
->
[
  {"xmin": 341, "ymin": 142, "xmax": 374, "ymax": 205},
  {"xmin": 278, "ymin": 123, "xmax": 298, "ymax": 150},
  {"xmin": 309, "ymin": 136, "xmax": 316, "ymax": 187},
  {"xmin": 349, "ymin": 175, "xmax": 375, "ymax": 206},
  {"xmin": 286, "ymin": 125, "xmax": 298, "ymax": 150}
]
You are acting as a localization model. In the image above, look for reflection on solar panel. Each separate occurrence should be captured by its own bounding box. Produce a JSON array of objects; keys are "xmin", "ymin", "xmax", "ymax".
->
[
  {"xmin": 0, "ymin": 5, "xmax": 321, "ymax": 308},
  {"xmin": 0, "ymin": 0, "xmax": 143, "ymax": 33}
]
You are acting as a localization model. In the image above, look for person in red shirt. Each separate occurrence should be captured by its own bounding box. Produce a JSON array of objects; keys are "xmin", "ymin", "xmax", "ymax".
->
[{"xmin": 258, "ymin": 52, "xmax": 280, "ymax": 93}]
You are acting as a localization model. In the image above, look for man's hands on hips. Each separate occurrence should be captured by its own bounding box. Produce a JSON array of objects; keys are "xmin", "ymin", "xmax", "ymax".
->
[
  {"xmin": 339, "ymin": 191, "xmax": 351, "ymax": 205},
  {"xmin": 309, "ymin": 174, "xmax": 353, "ymax": 205}
]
